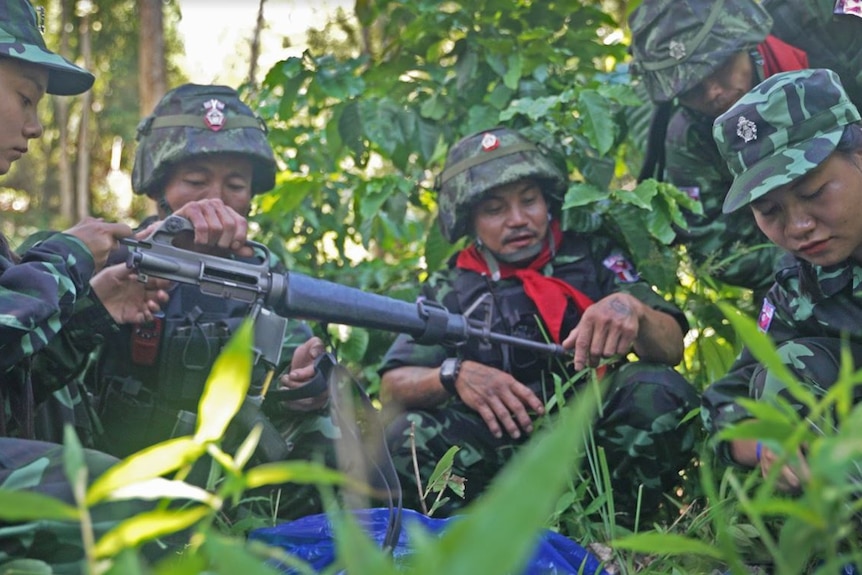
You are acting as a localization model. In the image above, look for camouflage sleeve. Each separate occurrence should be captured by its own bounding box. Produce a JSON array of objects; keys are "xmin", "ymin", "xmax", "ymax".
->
[
  {"xmin": 29, "ymin": 291, "xmax": 118, "ymax": 401},
  {"xmin": 0, "ymin": 233, "xmax": 97, "ymax": 373}
]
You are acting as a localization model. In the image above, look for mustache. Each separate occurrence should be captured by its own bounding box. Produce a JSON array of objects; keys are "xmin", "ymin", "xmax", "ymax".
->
[{"xmin": 502, "ymin": 229, "xmax": 538, "ymax": 244}]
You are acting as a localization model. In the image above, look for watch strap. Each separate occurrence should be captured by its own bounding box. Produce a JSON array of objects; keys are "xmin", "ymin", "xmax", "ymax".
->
[{"xmin": 439, "ymin": 357, "xmax": 462, "ymax": 396}]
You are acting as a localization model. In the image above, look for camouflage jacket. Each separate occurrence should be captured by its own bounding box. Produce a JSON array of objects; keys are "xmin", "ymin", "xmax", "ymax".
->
[
  {"xmin": 0, "ymin": 232, "xmax": 115, "ymax": 438},
  {"xmin": 664, "ymin": 0, "xmax": 862, "ymax": 290},
  {"xmin": 702, "ymin": 255, "xmax": 862, "ymax": 452},
  {"xmin": 379, "ymin": 231, "xmax": 687, "ymax": 390}
]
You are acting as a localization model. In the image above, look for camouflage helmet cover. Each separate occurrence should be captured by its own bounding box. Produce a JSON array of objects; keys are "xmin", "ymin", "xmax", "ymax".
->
[
  {"xmin": 132, "ymin": 83, "xmax": 277, "ymax": 197},
  {"xmin": 629, "ymin": 0, "xmax": 772, "ymax": 103},
  {"xmin": 715, "ymin": 68, "xmax": 861, "ymax": 213},
  {"xmin": 436, "ymin": 126, "xmax": 567, "ymax": 243},
  {"xmin": 0, "ymin": 0, "xmax": 94, "ymax": 95}
]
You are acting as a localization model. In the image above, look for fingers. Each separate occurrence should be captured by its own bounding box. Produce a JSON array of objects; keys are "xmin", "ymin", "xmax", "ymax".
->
[
  {"xmin": 564, "ymin": 295, "xmax": 640, "ymax": 370},
  {"xmin": 457, "ymin": 362, "xmax": 541, "ymax": 440},
  {"xmin": 64, "ymin": 218, "xmax": 135, "ymax": 271},
  {"xmin": 172, "ymin": 199, "xmax": 250, "ymax": 255}
]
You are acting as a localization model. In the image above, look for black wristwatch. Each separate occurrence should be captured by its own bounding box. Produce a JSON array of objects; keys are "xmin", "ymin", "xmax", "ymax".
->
[{"xmin": 439, "ymin": 357, "xmax": 462, "ymax": 396}]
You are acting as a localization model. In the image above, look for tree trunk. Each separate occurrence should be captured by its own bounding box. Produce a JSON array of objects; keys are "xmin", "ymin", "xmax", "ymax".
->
[
  {"xmin": 138, "ymin": 0, "xmax": 166, "ymax": 116},
  {"xmin": 55, "ymin": 0, "xmax": 74, "ymax": 224},
  {"xmin": 247, "ymin": 0, "xmax": 267, "ymax": 86},
  {"xmin": 75, "ymin": 4, "xmax": 93, "ymax": 221}
]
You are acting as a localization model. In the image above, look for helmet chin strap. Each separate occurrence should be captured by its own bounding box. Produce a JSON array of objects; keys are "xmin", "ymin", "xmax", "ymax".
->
[{"xmin": 156, "ymin": 193, "xmax": 173, "ymax": 217}]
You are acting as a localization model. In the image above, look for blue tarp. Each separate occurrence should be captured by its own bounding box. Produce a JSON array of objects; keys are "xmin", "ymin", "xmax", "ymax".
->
[{"xmin": 250, "ymin": 508, "xmax": 608, "ymax": 574}]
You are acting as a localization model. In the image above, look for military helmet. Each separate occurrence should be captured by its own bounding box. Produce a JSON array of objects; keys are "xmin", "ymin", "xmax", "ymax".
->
[
  {"xmin": 0, "ymin": 0, "xmax": 94, "ymax": 95},
  {"xmin": 132, "ymin": 84, "xmax": 276, "ymax": 197},
  {"xmin": 715, "ymin": 69, "xmax": 861, "ymax": 213},
  {"xmin": 629, "ymin": 0, "xmax": 772, "ymax": 103},
  {"xmin": 436, "ymin": 126, "xmax": 567, "ymax": 243}
]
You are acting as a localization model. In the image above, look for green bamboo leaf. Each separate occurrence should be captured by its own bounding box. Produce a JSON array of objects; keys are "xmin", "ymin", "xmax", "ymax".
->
[
  {"xmin": 106, "ymin": 478, "xmax": 220, "ymax": 507},
  {"xmin": 613, "ymin": 532, "xmax": 725, "ymax": 559},
  {"xmin": 62, "ymin": 425, "xmax": 86, "ymax": 496},
  {"xmin": 87, "ymin": 437, "xmax": 203, "ymax": 505},
  {"xmin": 196, "ymin": 320, "xmax": 255, "ymax": 443},
  {"xmin": 245, "ymin": 461, "xmax": 350, "ymax": 490},
  {"xmin": 94, "ymin": 507, "xmax": 209, "ymax": 559},
  {"xmin": 0, "ymin": 489, "xmax": 79, "ymax": 521}
]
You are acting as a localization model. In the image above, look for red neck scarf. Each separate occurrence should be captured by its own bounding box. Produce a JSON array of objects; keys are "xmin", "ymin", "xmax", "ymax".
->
[
  {"xmin": 757, "ymin": 35, "xmax": 809, "ymax": 78},
  {"xmin": 455, "ymin": 221, "xmax": 594, "ymax": 343}
]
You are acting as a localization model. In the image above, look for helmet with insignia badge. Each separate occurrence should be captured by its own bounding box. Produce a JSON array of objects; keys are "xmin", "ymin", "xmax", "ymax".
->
[
  {"xmin": 629, "ymin": 0, "xmax": 772, "ymax": 103},
  {"xmin": 436, "ymin": 126, "xmax": 567, "ymax": 243},
  {"xmin": 132, "ymin": 83, "xmax": 276, "ymax": 197}
]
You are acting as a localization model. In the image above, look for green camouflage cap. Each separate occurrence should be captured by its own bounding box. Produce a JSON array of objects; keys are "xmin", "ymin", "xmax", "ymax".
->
[
  {"xmin": 629, "ymin": 0, "xmax": 771, "ymax": 103},
  {"xmin": 132, "ymin": 83, "xmax": 276, "ymax": 197},
  {"xmin": 0, "ymin": 0, "xmax": 94, "ymax": 95},
  {"xmin": 715, "ymin": 68, "xmax": 862, "ymax": 213},
  {"xmin": 436, "ymin": 126, "xmax": 567, "ymax": 243}
]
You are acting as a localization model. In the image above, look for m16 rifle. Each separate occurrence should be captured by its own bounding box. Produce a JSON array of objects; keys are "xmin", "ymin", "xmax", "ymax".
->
[{"xmin": 122, "ymin": 214, "xmax": 569, "ymax": 361}]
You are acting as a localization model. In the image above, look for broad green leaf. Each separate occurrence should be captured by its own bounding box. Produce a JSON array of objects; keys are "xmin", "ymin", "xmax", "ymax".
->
[
  {"xmin": 0, "ymin": 489, "xmax": 79, "ymax": 521},
  {"xmin": 87, "ymin": 437, "xmax": 203, "ymax": 505},
  {"xmin": 503, "ymin": 52, "xmax": 522, "ymax": 90},
  {"xmin": 578, "ymin": 90, "xmax": 615, "ymax": 155},
  {"xmin": 562, "ymin": 182, "xmax": 607, "ymax": 209},
  {"xmin": 196, "ymin": 320, "xmax": 255, "ymax": 443},
  {"xmin": 500, "ymin": 95, "xmax": 560, "ymax": 122},
  {"xmin": 613, "ymin": 532, "xmax": 724, "ymax": 559},
  {"xmin": 0, "ymin": 559, "xmax": 53, "ymax": 574},
  {"xmin": 426, "ymin": 446, "xmax": 460, "ymax": 494},
  {"xmin": 614, "ymin": 179, "xmax": 658, "ymax": 210},
  {"xmin": 95, "ymin": 507, "xmax": 210, "ymax": 559}
]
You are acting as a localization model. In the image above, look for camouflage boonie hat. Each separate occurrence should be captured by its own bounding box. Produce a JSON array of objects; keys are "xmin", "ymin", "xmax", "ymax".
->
[
  {"xmin": 436, "ymin": 126, "xmax": 567, "ymax": 243},
  {"xmin": 0, "ymin": 0, "xmax": 94, "ymax": 95},
  {"xmin": 715, "ymin": 69, "xmax": 862, "ymax": 213},
  {"xmin": 629, "ymin": 0, "xmax": 771, "ymax": 103},
  {"xmin": 132, "ymin": 83, "xmax": 276, "ymax": 197}
]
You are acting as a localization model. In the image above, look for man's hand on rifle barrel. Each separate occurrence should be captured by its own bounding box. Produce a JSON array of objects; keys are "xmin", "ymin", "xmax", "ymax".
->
[{"xmin": 277, "ymin": 337, "xmax": 330, "ymax": 412}]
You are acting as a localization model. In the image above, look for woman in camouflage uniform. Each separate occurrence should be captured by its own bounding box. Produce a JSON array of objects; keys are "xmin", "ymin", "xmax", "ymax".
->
[{"xmin": 703, "ymin": 69, "xmax": 862, "ymax": 491}]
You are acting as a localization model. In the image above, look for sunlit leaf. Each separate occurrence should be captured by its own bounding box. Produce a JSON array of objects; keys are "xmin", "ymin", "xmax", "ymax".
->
[
  {"xmin": 613, "ymin": 532, "xmax": 724, "ymax": 559},
  {"xmin": 87, "ymin": 438, "xmax": 203, "ymax": 505},
  {"xmin": 196, "ymin": 320, "xmax": 255, "ymax": 443},
  {"xmin": 94, "ymin": 507, "xmax": 209, "ymax": 559},
  {"xmin": 245, "ymin": 461, "xmax": 350, "ymax": 490}
]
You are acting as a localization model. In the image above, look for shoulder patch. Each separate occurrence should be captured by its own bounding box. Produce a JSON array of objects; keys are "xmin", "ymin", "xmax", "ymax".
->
[
  {"xmin": 757, "ymin": 299, "xmax": 776, "ymax": 333},
  {"xmin": 602, "ymin": 251, "xmax": 640, "ymax": 283}
]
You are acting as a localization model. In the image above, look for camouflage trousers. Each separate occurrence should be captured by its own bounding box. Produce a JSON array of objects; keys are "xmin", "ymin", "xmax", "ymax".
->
[
  {"xmin": 0, "ymin": 438, "xmax": 155, "ymax": 574},
  {"xmin": 751, "ymin": 337, "xmax": 862, "ymax": 411},
  {"xmin": 385, "ymin": 362, "xmax": 698, "ymax": 519}
]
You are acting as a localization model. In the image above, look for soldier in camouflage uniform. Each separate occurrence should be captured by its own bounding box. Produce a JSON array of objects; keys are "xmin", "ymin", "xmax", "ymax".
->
[
  {"xmin": 87, "ymin": 84, "xmax": 337, "ymax": 519},
  {"xmin": 379, "ymin": 127, "xmax": 699, "ymax": 520},
  {"xmin": 629, "ymin": 0, "xmax": 862, "ymax": 293},
  {"xmin": 702, "ymin": 68, "xmax": 862, "ymax": 491},
  {"xmin": 0, "ymin": 0, "xmax": 171, "ymax": 569}
]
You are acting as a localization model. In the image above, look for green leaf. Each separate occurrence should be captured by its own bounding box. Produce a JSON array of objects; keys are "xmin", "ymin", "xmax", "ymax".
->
[
  {"xmin": 94, "ymin": 507, "xmax": 210, "ymax": 559},
  {"xmin": 245, "ymin": 461, "xmax": 350, "ymax": 490},
  {"xmin": 202, "ymin": 534, "xmax": 285, "ymax": 575},
  {"xmin": 578, "ymin": 90, "xmax": 615, "ymax": 155},
  {"xmin": 562, "ymin": 183, "xmax": 607, "ymax": 209},
  {"xmin": 87, "ymin": 438, "xmax": 203, "ymax": 505},
  {"xmin": 503, "ymin": 52, "xmax": 522, "ymax": 90},
  {"xmin": 0, "ymin": 489, "xmax": 79, "ymax": 521},
  {"xmin": 425, "ymin": 446, "xmax": 460, "ymax": 494},
  {"xmin": 411, "ymin": 381, "xmax": 603, "ymax": 575},
  {"xmin": 613, "ymin": 532, "xmax": 725, "ymax": 559},
  {"xmin": 196, "ymin": 320, "xmax": 255, "ymax": 443},
  {"xmin": 62, "ymin": 424, "xmax": 86, "ymax": 500}
]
